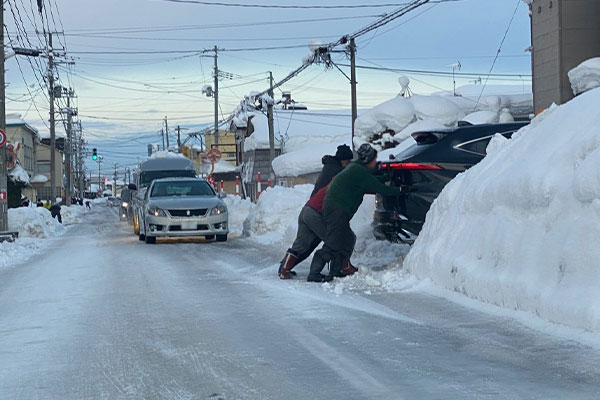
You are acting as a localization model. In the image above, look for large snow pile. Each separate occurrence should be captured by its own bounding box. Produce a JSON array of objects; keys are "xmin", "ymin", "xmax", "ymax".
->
[
  {"xmin": 8, "ymin": 207, "xmax": 64, "ymax": 238},
  {"xmin": 568, "ymin": 57, "xmax": 600, "ymax": 96},
  {"xmin": 402, "ymin": 87, "xmax": 600, "ymax": 333},
  {"xmin": 243, "ymin": 185, "xmax": 313, "ymax": 245},
  {"xmin": 223, "ymin": 195, "xmax": 255, "ymax": 238}
]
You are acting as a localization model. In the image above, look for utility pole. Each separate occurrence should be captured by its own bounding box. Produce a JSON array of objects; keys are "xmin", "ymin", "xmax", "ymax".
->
[
  {"xmin": 267, "ymin": 71, "xmax": 275, "ymax": 182},
  {"xmin": 65, "ymin": 91, "xmax": 74, "ymax": 205},
  {"xmin": 0, "ymin": 3, "xmax": 8, "ymax": 231},
  {"xmin": 164, "ymin": 116, "xmax": 169, "ymax": 150},
  {"xmin": 349, "ymin": 38, "xmax": 358, "ymax": 152},
  {"xmin": 48, "ymin": 33, "xmax": 57, "ymax": 202},
  {"xmin": 160, "ymin": 128, "xmax": 165, "ymax": 150},
  {"xmin": 213, "ymin": 45, "xmax": 219, "ymax": 148},
  {"xmin": 113, "ymin": 163, "xmax": 117, "ymax": 196},
  {"xmin": 177, "ymin": 125, "xmax": 181, "ymax": 152},
  {"xmin": 97, "ymin": 156, "xmax": 102, "ymax": 193}
]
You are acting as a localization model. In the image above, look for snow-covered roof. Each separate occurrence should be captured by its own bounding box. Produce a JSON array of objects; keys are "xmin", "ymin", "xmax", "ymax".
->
[
  {"xmin": 568, "ymin": 57, "xmax": 600, "ymax": 96},
  {"xmin": 30, "ymin": 174, "xmax": 48, "ymax": 184},
  {"xmin": 242, "ymin": 109, "xmax": 351, "ymax": 152},
  {"xmin": 272, "ymin": 140, "xmax": 350, "ymax": 177},
  {"xmin": 5, "ymin": 114, "xmax": 40, "ymax": 138},
  {"xmin": 354, "ymin": 83, "xmax": 532, "ymax": 150},
  {"xmin": 8, "ymin": 165, "xmax": 30, "ymax": 185}
]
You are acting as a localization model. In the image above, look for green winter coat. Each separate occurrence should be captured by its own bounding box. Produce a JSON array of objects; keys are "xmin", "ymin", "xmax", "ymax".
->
[{"xmin": 324, "ymin": 161, "xmax": 400, "ymax": 219}]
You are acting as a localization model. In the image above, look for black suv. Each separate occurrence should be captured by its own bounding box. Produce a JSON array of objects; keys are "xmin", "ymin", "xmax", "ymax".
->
[{"xmin": 373, "ymin": 122, "xmax": 528, "ymax": 244}]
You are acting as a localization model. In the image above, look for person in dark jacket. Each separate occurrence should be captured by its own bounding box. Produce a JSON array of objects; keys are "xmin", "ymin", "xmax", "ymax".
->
[
  {"xmin": 310, "ymin": 144, "xmax": 353, "ymax": 197},
  {"xmin": 50, "ymin": 201, "xmax": 62, "ymax": 224},
  {"xmin": 307, "ymin": 143, "xmax": 402, "ymax": 282},
  {"xmin": 278, "ymin": 144, "xmax": 354, "ymax": 279}
]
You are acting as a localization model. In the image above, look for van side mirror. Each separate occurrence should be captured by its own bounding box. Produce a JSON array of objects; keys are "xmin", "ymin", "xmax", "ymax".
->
[{"xmin": 128, "ymin": 183, "xmax": 137, "ymax": 191}]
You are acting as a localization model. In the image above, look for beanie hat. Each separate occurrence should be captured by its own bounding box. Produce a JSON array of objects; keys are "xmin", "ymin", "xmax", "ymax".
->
[
  {"xmin": 335, "ymin": 144, "xmax": 353, "ymax": 161},
  {"xmin": 357, "ymin": 143, "xmax": 377, "ymax": 164}
]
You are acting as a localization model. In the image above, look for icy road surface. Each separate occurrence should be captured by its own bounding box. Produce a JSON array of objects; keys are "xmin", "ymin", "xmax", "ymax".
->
[{"xmin": 1, "ymin": 206, "xmax": 599, "ymax": 400}]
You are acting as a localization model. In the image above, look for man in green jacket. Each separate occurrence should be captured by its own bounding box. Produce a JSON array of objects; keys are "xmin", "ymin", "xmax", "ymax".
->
[{"xmin": 307, "ymin": 143, "xmax": 402, "ymax": 282}]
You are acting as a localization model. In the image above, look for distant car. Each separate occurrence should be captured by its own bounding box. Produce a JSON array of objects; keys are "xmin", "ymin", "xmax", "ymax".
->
[
  {"xmin": 373, "ymin": 122, "xmax": 528, "ymax": 244},
  {"xmin": 107, "ymin": 197, "xmax": 119, "ymax": 207},
  {"xmin": 120, "ymin": 188, "xmax": 132, "ymax": 221},
  {"xmin": 138, "ymin": 177, "xmax": 228, "ymax": 244}
]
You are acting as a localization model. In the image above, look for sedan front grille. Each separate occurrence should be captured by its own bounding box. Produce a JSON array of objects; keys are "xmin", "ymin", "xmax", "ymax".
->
[{"xmin": 168, "ymin": 208, "xmax": 207, "ymax": 217}]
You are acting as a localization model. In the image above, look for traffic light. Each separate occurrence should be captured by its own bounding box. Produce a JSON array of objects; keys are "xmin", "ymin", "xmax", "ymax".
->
[{"xmin": 92, "ymin": 148, "xmax": 98, "ymax": 160}]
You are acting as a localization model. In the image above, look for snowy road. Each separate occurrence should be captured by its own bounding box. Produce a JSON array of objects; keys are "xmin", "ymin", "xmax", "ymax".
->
[{"xmin": 1, "ymin": 206, "xmax": 599, "ymax": 400}]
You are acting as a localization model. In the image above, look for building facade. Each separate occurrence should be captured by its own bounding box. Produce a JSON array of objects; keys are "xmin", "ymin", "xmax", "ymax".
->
[{"xmin": 529, "ymin": 0, "xmax": 600, "ymax": 112}]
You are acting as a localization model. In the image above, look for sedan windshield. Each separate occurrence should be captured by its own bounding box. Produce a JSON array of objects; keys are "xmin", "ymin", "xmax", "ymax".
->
[{"xmin": 150, "ymin": 181, "xmax": 214, "ymax": 197}]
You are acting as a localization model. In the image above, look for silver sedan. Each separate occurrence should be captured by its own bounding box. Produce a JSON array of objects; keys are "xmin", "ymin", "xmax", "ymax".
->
[{"xmin": 138, "ymin": 177, "xmax": 228, "ymax": 244}]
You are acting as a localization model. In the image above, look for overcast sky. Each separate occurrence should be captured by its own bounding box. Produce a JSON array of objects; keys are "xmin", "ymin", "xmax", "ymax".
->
[{"xmin": 4, "ymin": 0, "xmax": 532, "ymax": 173}]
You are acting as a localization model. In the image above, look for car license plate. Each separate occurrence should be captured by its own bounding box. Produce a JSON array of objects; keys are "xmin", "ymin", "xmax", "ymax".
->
[{"xmin": 181, "ymin": 221, "xmax": 197, "ymax": 230}]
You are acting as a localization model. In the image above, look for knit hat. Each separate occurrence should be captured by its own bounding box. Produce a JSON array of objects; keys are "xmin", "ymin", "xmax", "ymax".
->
[
  {"xmin": 357, "ymin": 143, "xmax": 377, "ymax": 164},
  {"xmin": 335, "ymin": 144, "xmax": 353, "ymax": 161}
]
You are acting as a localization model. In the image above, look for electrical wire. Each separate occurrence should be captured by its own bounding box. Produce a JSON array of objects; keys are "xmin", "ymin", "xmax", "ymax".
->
[{"xmin": 158, "ymin": 0, "xmax": 460, "ymax": 9}]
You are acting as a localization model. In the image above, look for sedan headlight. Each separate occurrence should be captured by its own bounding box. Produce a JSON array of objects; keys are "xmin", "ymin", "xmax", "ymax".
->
[
  {"xmin": 209, "ymin": 205, "xmax": 227, "ymax": 216},
  {"xmin": 122, "ymin": 202, "xmax": 129, "ymax": 208},
  {"xmin": 147, "ymin": 206, "xmax": 167, "ymax": 217}
]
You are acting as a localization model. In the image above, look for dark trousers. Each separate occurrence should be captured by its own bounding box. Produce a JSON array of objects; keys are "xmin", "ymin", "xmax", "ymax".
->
[
  {"xmin": 288, "ymin": 205, "xmax": 327, "ymax": 265},
  {"xmin": 309, "ymin": 203, "xmax": 356, "ymax": 277}
]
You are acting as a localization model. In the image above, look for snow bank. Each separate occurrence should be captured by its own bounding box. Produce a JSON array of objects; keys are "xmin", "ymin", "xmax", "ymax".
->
[
  {"xmin": 223, "ymin": 195, "xmax": 254, "ymax": 238},
  {"xmin": 8, "ymin": 207, "xmax": 63, "ymax": 238},
  {"xmin": 0, "ymin": 238, "xmax": 46, "ymax": 270},
  {"xmin": 568, "ymin": 57, "xmax": 600, "ymax": 96},
  {"xmin": 402, "ymin": 87, "xmax": 600, "ymax": 333},
  {"xmin": 243, "ymin": 185, "xmax": 313, "ymax": 246}
]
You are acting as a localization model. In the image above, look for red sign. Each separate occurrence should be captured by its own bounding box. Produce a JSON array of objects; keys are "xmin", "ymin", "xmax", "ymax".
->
[
  {"xmin": 206, "ymin": 148, "xmax": 222, "ymax": 163},
  {"xmin": 0, "ymin": 191, "xmax": 7, "ymax": 201},
  {"xmin": 0, "ymin": 129, "xmax": 6, "ymax": 148}
]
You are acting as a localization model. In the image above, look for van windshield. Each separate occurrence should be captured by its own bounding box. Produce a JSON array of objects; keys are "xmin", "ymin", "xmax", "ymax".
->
[
  {"xmin": 150, "ymin": 180, "xmax": 215, "ymax": 197},
  {"xmin": 140, "ymin": 170, "xmax": 196, "ymax": 188}
]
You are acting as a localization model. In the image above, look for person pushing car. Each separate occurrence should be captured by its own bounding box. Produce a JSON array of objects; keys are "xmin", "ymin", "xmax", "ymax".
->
[{"xmin": 307, "ymin": 143, "xmax": 402, "ymax": 282}]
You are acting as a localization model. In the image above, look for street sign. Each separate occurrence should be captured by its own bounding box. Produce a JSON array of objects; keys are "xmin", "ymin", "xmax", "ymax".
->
[
  {"xmin": 0, "ymin": 129, "xmax": 6, "ymax": 148},
  {"xmin": 206, "ymin": 148, "xmax": 222, "ymax": 164}
]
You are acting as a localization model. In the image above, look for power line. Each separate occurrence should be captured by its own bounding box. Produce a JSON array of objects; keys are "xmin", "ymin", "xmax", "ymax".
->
[
  {"xmin": 343, "ymin": 61, "xmax": 531, "ymax": 78},
  {"xmin": 475, "ymin": 0, "xmax": 522, "ymax": 108},
  {"xmin": 158, "ymin": 0, "xmax": 460, "ymax": 9}
]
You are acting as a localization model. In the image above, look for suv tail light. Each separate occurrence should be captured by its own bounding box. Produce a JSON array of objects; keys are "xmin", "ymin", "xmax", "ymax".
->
[{"xmin": 383, "ymin": 162, "xmax": 443, "ymax": 171}]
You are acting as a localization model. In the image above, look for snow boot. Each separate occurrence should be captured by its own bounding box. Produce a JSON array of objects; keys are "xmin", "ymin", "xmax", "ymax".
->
[
  {"xmin": 278, "ymin": 251, "xmax": 297, "ymax": 279},
  {"xmin": 307, "ymin": 273, "xmax": 333, "ymax": 283},
  {"xmin": 341, "ymin": 259, "xmax": 358, "ymax": 277},
  {"xmin": 328, "ymin": 254, "xmax": 345, "ymax": 278}
]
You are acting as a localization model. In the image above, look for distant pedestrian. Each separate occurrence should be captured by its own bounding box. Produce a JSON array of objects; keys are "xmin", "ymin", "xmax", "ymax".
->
[
  {"xmin": 307, "ymin": 144, "xmax": 402, "ymax": 282},
  {"xmin": 85, "ymin": 200, "xmax": 91, "ymax": 209},
  {"xmin": 50, "ymin": 203, "xmax": 62, "ymax": 224},
  {"xmin": 278, "ymin": 144, "xmax": 354, "ymax": 279},
  {"xmin": 36, "ymin": 200, "xmax": 43, "ymax": 207}
]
